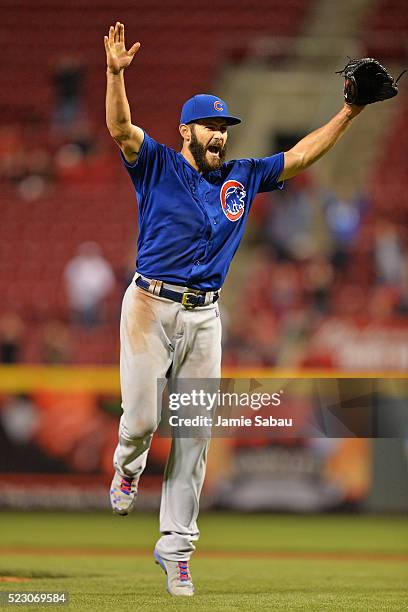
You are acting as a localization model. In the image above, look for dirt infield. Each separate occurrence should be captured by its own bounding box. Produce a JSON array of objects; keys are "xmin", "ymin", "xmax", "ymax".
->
[{"xmin": 1, "ymin": 547, "xmax": 407, "ymax": 562}]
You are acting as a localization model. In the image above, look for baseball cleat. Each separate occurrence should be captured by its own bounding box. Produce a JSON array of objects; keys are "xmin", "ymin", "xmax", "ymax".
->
[
  {"xmin": 109, "ymin": 472, "xmax": 138, "ymax": 516},
  {"xmin": 154, "ymin": 549, "xmax": 194, "ymax": 596}
]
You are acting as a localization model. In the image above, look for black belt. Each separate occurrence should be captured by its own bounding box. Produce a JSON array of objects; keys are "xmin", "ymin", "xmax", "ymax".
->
[{"xmin": 135, "ymin": 276, "xmax": 219, "ymax": 309}]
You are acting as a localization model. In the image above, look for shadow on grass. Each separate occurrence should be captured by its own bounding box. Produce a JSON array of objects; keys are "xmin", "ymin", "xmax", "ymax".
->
[{"xmin": 0, "ymin": 569, "xmax": 99, "ymax": 579}]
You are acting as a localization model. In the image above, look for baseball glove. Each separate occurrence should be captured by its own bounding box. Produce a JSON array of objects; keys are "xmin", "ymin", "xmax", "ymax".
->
[{"xmin": 335, "ymin": 57, "xmax": 406, "ymax": 105}]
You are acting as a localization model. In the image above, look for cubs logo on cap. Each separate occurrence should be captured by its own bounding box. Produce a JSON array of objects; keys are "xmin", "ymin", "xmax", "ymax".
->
[
  {"xmin": 180, "ymin": 94, "xmax": 241, "ymax": 125},
  {"xmin": 220, "ymin": 180, "xmax": 246, "ymax": 222}
]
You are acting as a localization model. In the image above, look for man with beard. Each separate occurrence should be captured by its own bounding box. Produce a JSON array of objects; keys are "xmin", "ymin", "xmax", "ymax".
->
[{"xmin": 105, "ymin": 22, "xmax": 364, "ymax": 597}]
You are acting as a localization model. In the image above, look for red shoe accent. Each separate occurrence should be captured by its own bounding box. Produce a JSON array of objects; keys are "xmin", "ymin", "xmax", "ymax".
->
[
  {"xmin": 178, "ymin": 561, "xmax": 190, "ymax": 581},
  {"xmin": 120, "ymin": 476, "xmax": 134, "ymax": 495}
]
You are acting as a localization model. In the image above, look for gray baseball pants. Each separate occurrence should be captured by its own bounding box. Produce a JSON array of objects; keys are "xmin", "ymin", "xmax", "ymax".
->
[{"xmin": 113, "ymin": 277, "xmax": 222, "ymax": 561}]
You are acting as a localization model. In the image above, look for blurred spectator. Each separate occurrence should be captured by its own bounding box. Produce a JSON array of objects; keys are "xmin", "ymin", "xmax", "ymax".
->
[
  {"xmin": 250, "ymin": 311, "xmax": 279, "ymax": 365},
  {"xmin": 1, "ymin": 149, "xmax": 27, "ymax": 185},
  {"xmin": 0, "ymin": 395, "xmax": 39, "ymax": 444},
  {"xmin": 17, "ymin": 147, "xmax": 54, "ymax": 201},
  {"xmin": 223, "ymin": 319, "xmax": 266, "ymax": 366},
  {"xmin": 0, "ymin": 312, "xmax": 25, "ymax": 363},
  {"xmin": 261, "ymin": 176, "xmax": 315, "ymax": 260},
  {"xmin": 324, "ymin": 191, "xmax": 365, "ymax": 271},
  {"xmin": 374, "ymin": 220, "xmax": 404, "ymax": 286},
  {"xmin": 66, "ymin": 120, "xmax": 95, "ymax": 157},
  {"xmin": 41, "ymin": 320, "xmax": 72, "ymax": 364},
  {"xmin": 54, "ymin": 121, "xmax": 95, "ymax": 173},
  {"xmin": 51, "ymin": 57, "xmax": 94, "ymax": 162},
  {"xmin": 1, "ymin": 141, "xmax": 54, "ymax": 200},
  {"xmin": 396, "ymin": 255, "xmax": 408, "ymax": 315},
  {"xmin": 64, "ymin": 242, "xmax": 115, "ymax": 328},
  {"xmin": 270, "ymin": 262, "xmax": 302, "ymax": 315},
  {"xmin": 275, "ymin": 309, "xmax": 312, "ymax": 367},
  {"xmin": 304, "ymin": 256, "xmax": 334, "ymax": 313},
  {"xmin": 51, "ymin": 57, "xmax": 85, "ymax": 134}
]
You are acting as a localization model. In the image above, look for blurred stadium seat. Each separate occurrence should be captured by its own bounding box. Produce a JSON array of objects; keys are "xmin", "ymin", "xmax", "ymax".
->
[{"xmin": 0, "ymin": 0, "xmax": 406, "ymax": 365}]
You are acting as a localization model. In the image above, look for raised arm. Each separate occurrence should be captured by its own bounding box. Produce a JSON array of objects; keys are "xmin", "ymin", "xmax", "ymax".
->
[
  {"xmin": 104, "ymin": 22, "xmax": 144, "ymax": 163},
  {"xmin": 279, "ymin": 103, "xmax": 364, "ymax": 181}
]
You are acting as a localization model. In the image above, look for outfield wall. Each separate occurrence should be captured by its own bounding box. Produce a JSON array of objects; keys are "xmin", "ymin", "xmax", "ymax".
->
[{"xmin": 0, "ymin": 366, "xmax": 407, "ymax": 512}]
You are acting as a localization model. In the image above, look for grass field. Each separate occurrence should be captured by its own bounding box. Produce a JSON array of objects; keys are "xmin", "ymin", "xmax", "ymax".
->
[{"xmin": 0, "ymin": 512, "xmax": 407, "ymax": 611}]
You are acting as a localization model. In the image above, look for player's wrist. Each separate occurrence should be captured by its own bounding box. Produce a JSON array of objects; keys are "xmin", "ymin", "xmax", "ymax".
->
[
  {"xmin": 342, "ymin": 103, "xmax": 365, "ymax": 120},
  {"xmin": 107, "ymin": 66, "xmax": 124, "ymax": 76}
]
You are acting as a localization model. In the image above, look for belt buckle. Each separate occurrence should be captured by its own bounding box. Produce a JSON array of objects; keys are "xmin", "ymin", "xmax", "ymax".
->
[{"xmin": 181, "ymin": 290, "xmax": 201, "ymax": 309}]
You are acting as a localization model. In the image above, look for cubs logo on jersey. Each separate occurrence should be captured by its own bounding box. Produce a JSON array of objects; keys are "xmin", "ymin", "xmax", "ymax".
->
[{"xmin": 220, "ymin": 180, "xmax": 246, "ymax": 222}]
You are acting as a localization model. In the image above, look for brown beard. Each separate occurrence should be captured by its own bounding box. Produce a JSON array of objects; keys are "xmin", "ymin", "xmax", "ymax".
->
[{"xmin": 188, "ymin": 126, "xmax": 227, "ymax": 173}]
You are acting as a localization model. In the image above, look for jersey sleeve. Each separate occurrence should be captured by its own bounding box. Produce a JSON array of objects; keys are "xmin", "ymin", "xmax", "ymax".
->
[
  {"xmin": 120, "ymin": 131, "xmax": 166, "ymax": 195},
  {"xmin": 254, "ymin": 152, "xmax": 285, "ymax": 193}
]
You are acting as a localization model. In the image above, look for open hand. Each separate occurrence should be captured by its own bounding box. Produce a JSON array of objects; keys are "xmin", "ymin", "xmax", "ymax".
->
[{"xmin": 104, "ymin": 22, "xmax": 140, "ymax": 74}]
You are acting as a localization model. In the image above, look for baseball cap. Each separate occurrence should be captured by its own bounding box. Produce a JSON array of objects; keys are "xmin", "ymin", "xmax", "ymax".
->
[{"xmin": 180, "ymin": 94, "xmax": 241, "ymax": 126}]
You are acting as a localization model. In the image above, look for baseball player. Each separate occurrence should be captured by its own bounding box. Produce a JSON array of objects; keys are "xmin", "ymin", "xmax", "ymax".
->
[{"xmin": 104, "ymin": 22, "xmax": 372, "ymax": 597}]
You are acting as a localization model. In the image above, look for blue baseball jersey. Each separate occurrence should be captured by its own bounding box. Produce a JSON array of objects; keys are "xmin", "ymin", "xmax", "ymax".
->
[{"xmin": 121, "ymin": 132, "xmax": 284, "ymax": 291}]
